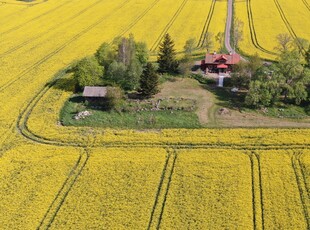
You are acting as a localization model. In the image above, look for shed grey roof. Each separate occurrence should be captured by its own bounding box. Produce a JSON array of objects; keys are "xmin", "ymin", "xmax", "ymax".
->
[{"xmin": 83, "ymin": 86, "xmax": 107, "ymax": 97}]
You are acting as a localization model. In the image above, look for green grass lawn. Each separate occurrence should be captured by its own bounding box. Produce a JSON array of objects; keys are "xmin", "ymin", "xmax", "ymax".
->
[{"xmin": 60, "ymin": 97, "xmax": 201, "ymax": 129}]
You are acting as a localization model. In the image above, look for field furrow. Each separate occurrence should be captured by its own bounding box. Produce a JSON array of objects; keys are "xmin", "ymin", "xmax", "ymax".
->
[
  {"xmin": 49, "ymin": 148, "xmax": 167, "ymax": 229},
  {"xmin": 0, "ymin": 145, "xmax": 81, "ymax": 229},
  {"xmin": 256, "ymin": 150, "xmax": 308, "ymax": 229},
  {"xmin": 159, "ymin": 149, "xmax": 253, "ymax": 229}
]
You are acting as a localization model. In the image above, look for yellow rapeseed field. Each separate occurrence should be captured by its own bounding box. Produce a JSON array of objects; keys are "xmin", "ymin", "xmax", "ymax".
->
[
  {"xmin": 235, "ymin": 0, "xmax": 310, "ymax": 59},
  {"xmin": 0, "ymin": 0, "xmax": 310, "ymax": 228}
]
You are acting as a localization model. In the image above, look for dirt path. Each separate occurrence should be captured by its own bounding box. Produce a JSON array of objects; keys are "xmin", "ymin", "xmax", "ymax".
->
[{"xmin": 225, "ymin": 0, "xmax": 247, "ymax": 61}]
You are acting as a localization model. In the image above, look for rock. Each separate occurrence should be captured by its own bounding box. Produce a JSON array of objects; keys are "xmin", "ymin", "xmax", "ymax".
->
[
  {"xmin": 218, "ymin": 108, "xmax": 230, "ymax": 115},
  {"xmin": 74, "ymin": 110, "xmax": 92, "ymax": 120}
]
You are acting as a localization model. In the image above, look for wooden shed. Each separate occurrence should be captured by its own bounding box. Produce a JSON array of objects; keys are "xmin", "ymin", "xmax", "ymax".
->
[{"xmin": 82, "ymin": 86, "xmax": 107, "ymax": 102}]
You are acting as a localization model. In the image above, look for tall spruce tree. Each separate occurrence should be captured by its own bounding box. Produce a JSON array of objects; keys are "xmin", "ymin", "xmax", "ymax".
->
[
  {"xmin": 157, "ymin": 33, "xmax": 179, "ymax": 74},
  {"xmin": 139, "ymin": 63, "xmax": 159, "ymax": 97}
]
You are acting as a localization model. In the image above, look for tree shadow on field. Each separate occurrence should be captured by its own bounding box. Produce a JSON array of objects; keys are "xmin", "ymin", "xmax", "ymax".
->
[
  {"xmin": 45, "ymin": 68, "xmax": 77, "ymax": 92},
  {"xmin": 52, "ymin": 78, "xmax": 77, "ymax": 92}
]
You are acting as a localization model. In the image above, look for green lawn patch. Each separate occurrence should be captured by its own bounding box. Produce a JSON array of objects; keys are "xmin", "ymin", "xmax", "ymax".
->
[{"xmin": 60, "ymin": 96, "xmax": 201, "ymax": 129}]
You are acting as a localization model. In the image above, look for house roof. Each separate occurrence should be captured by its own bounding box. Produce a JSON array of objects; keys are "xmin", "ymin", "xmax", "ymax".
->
[
  {"xmin": 217, "ymin": 64, "xmax": 228, "ymax": 68},
  {"xmin": 83, "ymin": 86, "xmax": 107, "ymax": 97},
  {"xmin": 205, "ymin": 53, "xmax": 240, "ymax": 65}
]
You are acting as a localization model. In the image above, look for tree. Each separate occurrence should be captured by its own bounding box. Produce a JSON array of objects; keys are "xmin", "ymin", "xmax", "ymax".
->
[
  {"xmin": 215, "ymin": 32, "xmax": 224, "ymax": 50},
  {"xmin": 95, "ymin": 42, "xmax": 116, "ymax": 69},
  {"xmin": 125, "ymin": 58, "xmax": 143, "ymax": 90},
  {"xmin": 74, "ymin": 57, "xmax": 103, "ymax": 89},
  {"xmin": 293, "ymin": 37, "xmax": 309, "ymax": 54},
  {"xmin": 275, "ymin": 33, "xmax": 292, "ymax": 52},
  {"xmin": 139, "ymin": 62, "xmax": 159, "ymax": 97},
  {"xmin": 105, "ymin": 86, "xmax": 124, "ymax": 110},
  {"xmin": 183, "ymin": 38, "xmax": 196, "ymax": 57},
  {"xmin": 245, "ymin": 80, "xmax": 279, "ymax": 107},
  {"xmin": 106, "ymin": 60, "xmax": 127, "ymax": 86},
  {"xmin": 157, "ymin": 33, "xmax": 179, "ymax": 74},
  {"xmin": 231, "ymin": 53, "xmax": 262, "ymax": 88},
  {"xmin": 306, "ymin": 45, "xmax": 310, "ymax": 68},
  {"xmin": 202, "ymin": 32, "xmax": 214, "ymax": 52},
  {"xmin": 135, "ymin": 41, "xmax": 149, "ymax": 65},
  {"xmin": 233, "ymin": 18, "xmax": 244, "ymax": 48},
  {"xmin": 117, "ymin": 34, "xmax": 136, "ymax": 66},
  {"xmin": 276, "ymin": 50, "xmax": 310, "ymax": 103}
]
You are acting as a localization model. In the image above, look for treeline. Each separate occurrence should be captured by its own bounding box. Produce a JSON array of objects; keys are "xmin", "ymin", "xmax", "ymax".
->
[
  {"xmin": 72, "ymin": 33, "xmax": 180, "ymax": 98},
  {"xmin": 232, "ymin": 36, "xmax": 310, "ymax": 108}
]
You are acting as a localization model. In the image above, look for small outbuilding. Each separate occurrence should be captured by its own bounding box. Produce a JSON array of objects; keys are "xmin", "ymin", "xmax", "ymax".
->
[{"xmin": 82, "ymin": 86, "xmax": 107, "ymax": 102}]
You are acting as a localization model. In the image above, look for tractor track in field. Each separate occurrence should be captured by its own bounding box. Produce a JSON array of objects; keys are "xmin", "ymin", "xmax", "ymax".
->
[
  {"xmin": 246, "ymin": 0, "xmax": 276, "ymax": 55},
  {"xmin": 147, "ymin": 149, "xmax": 172, "ymax": 230},
  {"xmin": 114, "ymin": 0, "xmax": 161, "ymax": 38},
  {"xmin": 150, "ymin": 0, "xmax": 188, "ymax": 51},
  {"xmin": 15, "ymin": 74, "xmax": 310, "ymax": 150},
  {"xmin": 247, "ymin": 152, "xmax": 264, "ymax": 230},
  {"xmin": 0, "ymin": 0, "xmax": 107, "ymax": 58},
  {"xmin": 273, "ymin": 0, "xmax": 306, "ymax": 53},
  {"xmin": 0, "ymin": 5, "xmax": 30, "ymax": 23},
  {"xmin": 0, "ymin": 0, "xmax": 131, "ymax": 93},
  {"xmin": 291, "ymin": 151, "xmax": 310, "ymax": 228},
  {"xmin": 37, "ymin": 149, "xmax": 90, "ymax": 230},
  {"xmin": 253, "ymin": 152, "xmax": 266, "ymax": 230},
  {"xmin": 197, "ymin": 0, "xmax": 216, "ymax": 48},
  {"xmin": 156, "ymin": 150, "xmax": 177, "ymax": 229},
  {"xmin": 0, "ymin": 0, "xmax": 74, "ymax": 36},
  {"xmin": 0, "ymin": 0, "xmax": 47, "ymax": 6},
  {"xmin": 301, "ymin": 0, "xmax": 310, "ymax": 11}
]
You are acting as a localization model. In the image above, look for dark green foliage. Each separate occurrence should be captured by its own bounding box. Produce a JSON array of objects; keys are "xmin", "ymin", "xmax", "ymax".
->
[
  {"xmin": 105, "ymin": 86, "xmax": 124, "ymax": 110},
  {"xmin": 245, "ymin": 80, "xmax": 281, "ymax": 107},
  {"xmin": 95, "ymin": 42, "xmax": 116, "ymax": 69},
  {"xmin": 244, "ymin": 50, "xmax": 310, "ymax": 107},
  {"xmin": 305, "ymin": 45, "xmax": 310, "ymax": 68},
  {"xmin": 93, "ymin": 35, "xmax": 148, "ymax": 91},
  {"xmin": 135, "ymin": 41, "xmax": 149, "ymax": 65},
  {"xmin": 276, "ymin": 50, "xmax": 310, "ymax": 104},
  {"xmin": 139, "ymin": 63, "xmax": 159, "ymax": 97},
  {"xmin": 106, "ymin": 61, "xmax": 127, "ymax": 86},
  {"xmin": 231, "ymin": 54, "xmax": 262, "ymax": 89},
  {"xmin": 183, "ymin": 38, "xmax": 196, "ymax": 57},
  {"xmin": 157, "ymin": 33, "xmax": 179, "ymax": 74},
  {"xmin": 74, "ymin": 57, "xmax": 103, "ymax": 89}
]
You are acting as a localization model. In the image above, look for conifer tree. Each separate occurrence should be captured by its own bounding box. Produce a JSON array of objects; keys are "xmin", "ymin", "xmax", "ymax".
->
[
  {"xmin": 157, "ymin": 33, "xmax": 179, "ymax": 74},
  {"xmin": 139, "ymin": 63, "xmax": 159, "ymax": 97}
]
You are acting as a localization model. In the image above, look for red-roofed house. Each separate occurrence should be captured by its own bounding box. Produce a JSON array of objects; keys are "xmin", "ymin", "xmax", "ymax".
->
[{"xmin": 201, "ymin": 52, "xmax": 240, "ymax": 73}]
